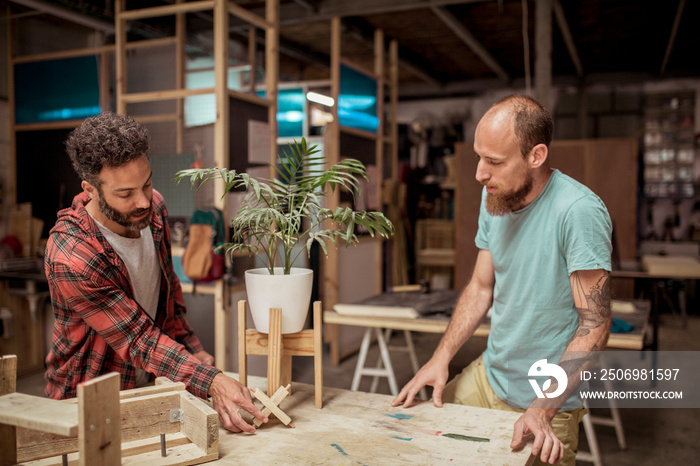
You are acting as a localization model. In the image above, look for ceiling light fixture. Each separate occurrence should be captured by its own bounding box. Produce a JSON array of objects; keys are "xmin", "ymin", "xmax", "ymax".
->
[{"xmin": 306, "ymin": 92, "xmax": 334, "ymax": 107}]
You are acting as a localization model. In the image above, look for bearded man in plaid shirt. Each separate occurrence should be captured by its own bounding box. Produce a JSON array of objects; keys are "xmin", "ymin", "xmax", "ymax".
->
[{"xmin": 44, "ymin": 111, "xmax": 267, "ymax": 433}]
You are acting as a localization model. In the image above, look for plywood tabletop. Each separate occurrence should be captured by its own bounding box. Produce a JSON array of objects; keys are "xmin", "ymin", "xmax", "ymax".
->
[{"xmin": 213, "ymin": 374, "xmax": 533, "ymax": 465}]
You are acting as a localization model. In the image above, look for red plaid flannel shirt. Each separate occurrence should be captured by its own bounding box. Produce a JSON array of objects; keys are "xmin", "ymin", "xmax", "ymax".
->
[{"xmin": 44, "ymin": 190, "xmax": 220, "ymax": 399}]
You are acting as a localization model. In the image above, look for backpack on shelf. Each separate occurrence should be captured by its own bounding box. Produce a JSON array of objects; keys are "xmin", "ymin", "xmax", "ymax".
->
[{"xmin": 182, "ymin": 207, "xmax": 225, "ymax": 283}]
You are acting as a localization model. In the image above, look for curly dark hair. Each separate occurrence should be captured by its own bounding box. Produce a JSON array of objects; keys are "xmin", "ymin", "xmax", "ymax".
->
[
  {"xmin": 66, "ymin": 111, "xmax": 150, "ymax": 186},
  {"xmin": 492, "ymin": 94, "xmax": 553, "ymax": 157}
]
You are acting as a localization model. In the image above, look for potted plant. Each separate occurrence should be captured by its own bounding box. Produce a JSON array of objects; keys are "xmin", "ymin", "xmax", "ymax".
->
[{"xmin": 176, "ymin": 138, "xmax": 394, "ymax": 333}]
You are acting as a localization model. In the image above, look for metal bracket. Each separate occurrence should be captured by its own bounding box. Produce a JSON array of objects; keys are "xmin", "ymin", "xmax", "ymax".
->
[{"xmin": 169, "ymin": 408, "xmax": 184, "ymax": 424}]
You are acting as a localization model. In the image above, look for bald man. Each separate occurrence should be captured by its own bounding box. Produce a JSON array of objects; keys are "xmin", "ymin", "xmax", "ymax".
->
[{"xmin": 392, "ymin": 95, "xmax": 612, "ymax": 465}]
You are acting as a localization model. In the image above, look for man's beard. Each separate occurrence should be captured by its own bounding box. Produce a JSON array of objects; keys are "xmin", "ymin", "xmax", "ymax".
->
[
  {"xmin": 98, "ymin": 193, "xmax": 151, "ymax": 231},
  {"xmin": 484, "ymin": 170, "xmax": 534, "ymax": 216}
]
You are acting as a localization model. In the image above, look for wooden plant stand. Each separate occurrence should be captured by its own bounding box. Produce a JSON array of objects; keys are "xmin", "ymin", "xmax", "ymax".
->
[
  {"xmin": 238, "ymin": 300, "xmax": 323, "ymax": 409},
  {"xmin": 0, "ymin": 355, "xmax": 218, "ymax": 466}
]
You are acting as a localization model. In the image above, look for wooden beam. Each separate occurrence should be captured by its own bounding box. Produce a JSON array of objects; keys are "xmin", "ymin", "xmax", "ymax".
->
[
  {"xmin": 120, "ymin": 87, "xmax": 214, "ymax": 104},
  {"xmin": 389, "ymin": 39, "xmax": 399, "ymax": 183},
  {"xmin": 0, "ymin": 393, "xmax": 78, "ymax": 436},
  {"xmin": 115, "ymin": 0, "xmax": 127, "ymax": 115},
  {"xmin": 228, "ymin": 1, "xmax": 271, "ymax": 30},
  {"xmin": 265, "ymin": 0, "xmax": 279, "ymax": 175},
  {"xmin": 313, "ymin": 301, "xmax": 323, "ymax": 409},
  {"xmin": 238, "ymin": 301, "xmax": 248, "ymax": 386},
  {"xmin": 14, "ymin": 120, "xmax": 83, "ymax": 132},
  {"xmin": 213, "ymin": 0, "xmax": 229, "ymax": 370},
  {"xmin": 375, "ymin": 28, "xmax": 385, "ymax": 239},
  {"xmin": 176, "ymin": 0, "xmax": 186, "ymax": 154},
  {"xmin": 248, "ymin": 26, "xmax": 257, "ymax": 94},
  {"xmin": 227, "ymin": 89, "xmax": 271, "ymax": 107},
  {"xmin": 78, "ymin": 373, "xmax": 121, "ymax": 466},
  {"xmin": 325, "ymin": 16, "xmax": 342, "ymax": 365},
  {"xmin": 118, "ymin": 0, "xmax": 215, "ymax": 21},
  {"xmin": 12, "ymin": 37, "xmax": 176, "ymax": 64},
  {"xmin": 430, "ymin": 5, "xmax": 509, "ymax": 82},
  {"xmin": 660, "ymin": 0, "xmax": 686, "ymax": 75},
  {"xmin": 12, "ymin": 45, "xmax": 113, "ymax": 64},
  {"xmin": 0, "ymin": 355, "xmax": 17, "ymax": 466},
  {"xmin": 553, "ymin": 0, "xmax": 582, "ymax": 77}
]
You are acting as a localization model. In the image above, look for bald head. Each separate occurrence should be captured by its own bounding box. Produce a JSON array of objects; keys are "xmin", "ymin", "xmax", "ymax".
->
[{"xmin": 481, "ymin": 95, "xmax": 553, "ymax": 158}]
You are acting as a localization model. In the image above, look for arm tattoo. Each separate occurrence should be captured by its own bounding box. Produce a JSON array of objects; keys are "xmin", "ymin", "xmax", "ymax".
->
[{"xmin": 572, "ymin": 270, "xmax": 611, "ymax": 338}]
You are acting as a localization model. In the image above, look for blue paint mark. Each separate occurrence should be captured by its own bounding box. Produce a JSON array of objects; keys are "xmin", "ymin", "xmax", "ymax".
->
[
  {"xmin": 392, "ymin": 436, "xmax": 413, "ymax": 441},
  {"xmin": 385, "ymin": 413, "xmax": 414, "ymax": 420},
  {"xmin": 331, "ymin": 443, "xmax": 348, "ymax": 456}
]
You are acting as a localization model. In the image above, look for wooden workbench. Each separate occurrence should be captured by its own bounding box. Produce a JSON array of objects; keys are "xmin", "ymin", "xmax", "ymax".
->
[{"xmin": 214, "ymin": 374, "xmax": 533, "ymax": 465}]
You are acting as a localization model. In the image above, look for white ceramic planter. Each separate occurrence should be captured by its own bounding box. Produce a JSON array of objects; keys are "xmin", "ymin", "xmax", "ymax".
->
[{"xmin": 244, "ymin": 267, "xmax": 313, "ymax": 334}]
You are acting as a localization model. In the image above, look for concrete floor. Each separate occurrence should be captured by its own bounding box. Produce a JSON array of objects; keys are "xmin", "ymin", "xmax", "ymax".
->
[{"xmin": 16, "ymin": 311, "xmax": 700, "ymax": 465}]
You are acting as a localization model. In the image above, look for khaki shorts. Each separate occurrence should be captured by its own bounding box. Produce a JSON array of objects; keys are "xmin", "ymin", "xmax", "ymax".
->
[{"xmin": 443, "ymin": 354, "xmax": 586, "ymax": 466}]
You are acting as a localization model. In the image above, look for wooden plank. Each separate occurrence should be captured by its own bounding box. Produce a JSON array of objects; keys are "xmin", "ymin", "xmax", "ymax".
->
[
  {"xmin": 313, "ymin": 301, "xmax": 323, "ymax": 409},
  {"xmin": 119, "ymin": 378, "xmax": 185, "ymax": 400},
  {"xmin": 120, "ymin": 87, "xmax": 214, "ymax": 104},
  {"xmin": 238, "ymin": 301, "xmax": 248, "ymax": 387},
  {"xmin": 324, "ymin": 16, "xmax": 342, "ymax": 365},
  {"xmin": 180, "ymin": 391, "xmax": 219, "ymax": 456},
  {"xmin": 248, "ymin": 26, "xmax": 257, "ymax": 94},
  {"xmin": 253, "ymin": 388, "xmax": 293, "ymax": 427},
  {"xmin": 265, "ymin": 0, "xmax": 279, "ymax": 171},
  {"xmin": 176, "ymin": 0, "xmax": 185, "ymax": 154},
  {"xmin": 78, "ymin": 372, "xmax": 121, "ymax": 466},
  {"xmin": 0, "ymin": 354, "xmax": 16, "ymax": 395},
  {"xmin": 132, "ymin": 113, "xmax": 180, "ymax": 124},
  {"xmin": 0, "ymin": 355, "xmax": 18, "ymax": 466},
  {"xmin": 267, "ymin": 308, "xmax": 283, "ymax": 396},
  {"xmin": 0, "ymin": 393, "xmax": 78, "ymax": 436},
  {"xmin": 115, "ymin": 0, "xmax": 127, "ymax": 115},
  {"xmin": 213, "ymin": 0, "xmax": 231, "ymax": 373},
  {"xmin": 253, "ymin": 384, "xmax": 290, "ymax": 427},
  {"xmin": 118, "ymin": 1, "xmax": 215, "ymax": 21},
  {"xmin": 10, "ymin": 38, "xmax": 174, "ymax": 64},
  {"xmin": 245, "ymin": 328, "xmax": 317, "ymax": 356},
  {"xmin": 12, "ymin": 45, "xmax": 114, "ymax": 64},
  {"xmin": 119, "ymin": 392, "xmax": 182, "ymax": 442},
  {"xmin": 228, "ymin": 2, "xmax": 271, "ymax": 29}
]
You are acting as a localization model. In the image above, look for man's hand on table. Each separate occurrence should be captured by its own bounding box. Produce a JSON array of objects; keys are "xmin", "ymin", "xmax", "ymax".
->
[
  {"xmin": 208, "ymin": 373, "xmax": 268, "ymax": 433},
  {"xmin": 510, "ymin": 407, "xmax": 564, "ymax": 464},
  {"xmin": 390, "ymin": 357, "xmax": 449, "ymax": 408}
]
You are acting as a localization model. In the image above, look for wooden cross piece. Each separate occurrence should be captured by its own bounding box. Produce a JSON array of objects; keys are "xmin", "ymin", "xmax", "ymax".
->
[{"xmin": 253, "ymin": 384, "xmax": 294, "ymax": 428}]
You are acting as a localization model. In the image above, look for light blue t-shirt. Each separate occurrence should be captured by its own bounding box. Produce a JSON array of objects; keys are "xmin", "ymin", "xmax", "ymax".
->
[{"xmin": 475, "ymin": 169, "xmax": 612, "ymax": 410}]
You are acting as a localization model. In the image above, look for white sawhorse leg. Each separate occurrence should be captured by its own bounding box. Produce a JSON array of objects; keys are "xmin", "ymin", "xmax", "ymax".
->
[
  {"xmin": 577, "ymin": 397, "xmax": 627, "ymax": 466},
  {"xmin": 577, "ymin": 399, "xmax": 603, "ymax": 466},
  {"xmin": 351, "ymin": 327, "xmax": 399, "ymax": 396},
  {"xmin": 369, "ymin": 329, "xmax": 428, "ymax": 400}
]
